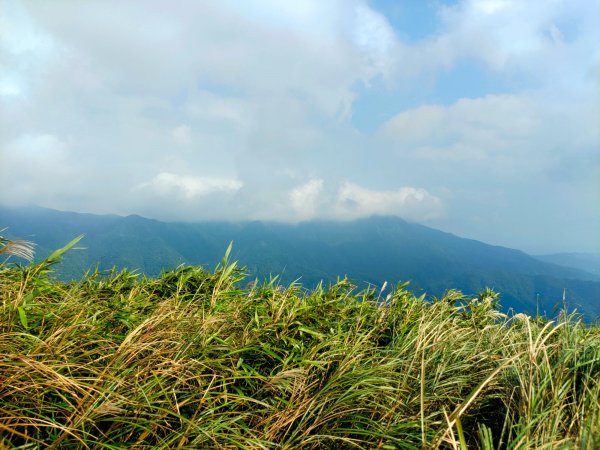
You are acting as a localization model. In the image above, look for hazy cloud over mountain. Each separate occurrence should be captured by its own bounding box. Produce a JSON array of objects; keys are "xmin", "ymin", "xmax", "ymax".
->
[{"xmin": 1, "ymin": 0, "xmax": 598, "ymax": 253}]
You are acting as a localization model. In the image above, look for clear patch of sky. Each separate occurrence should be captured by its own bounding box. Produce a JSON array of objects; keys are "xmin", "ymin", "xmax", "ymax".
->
[
  {"xmin": 351, "ymin": 59, "xmax": 539, "ymax": 134},
  {"xmin": 368, "ymin": 0, "xmax": 459, "ymax": 43},
  {"xmin": 547, "ymin": 15, "xmax": 581, "ymax": 44}
]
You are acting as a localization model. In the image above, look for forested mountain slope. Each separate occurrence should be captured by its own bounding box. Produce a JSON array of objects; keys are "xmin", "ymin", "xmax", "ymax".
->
[{"xmin": 2, "ymin": 205, "xmax": 598, "ymax": 318}]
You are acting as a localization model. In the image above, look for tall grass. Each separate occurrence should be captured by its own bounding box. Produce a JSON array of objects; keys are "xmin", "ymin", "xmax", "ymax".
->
[{"xmin": 0, "ymin": 241, "xmax": 598, "ymax": 448}]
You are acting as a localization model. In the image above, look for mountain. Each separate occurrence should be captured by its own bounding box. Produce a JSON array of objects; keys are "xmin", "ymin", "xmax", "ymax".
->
[
  {"xmin": 534, "ymin": 253, "xmax": 600, "ymax": 277},
  {"xmin": 1, "ymin": 205, "xmax": 599, "ymax": 319}
]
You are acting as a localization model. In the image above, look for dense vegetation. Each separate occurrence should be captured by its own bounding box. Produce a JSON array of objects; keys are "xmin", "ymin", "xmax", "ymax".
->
[{"xmin": 1, "ymin": 238, "xmax": 599, "ymax": 449}]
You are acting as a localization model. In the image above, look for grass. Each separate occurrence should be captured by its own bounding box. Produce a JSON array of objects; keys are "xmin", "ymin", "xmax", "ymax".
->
[{"xmin": 0, "ymin": 239, "xmax": 599, "ymax": 449}]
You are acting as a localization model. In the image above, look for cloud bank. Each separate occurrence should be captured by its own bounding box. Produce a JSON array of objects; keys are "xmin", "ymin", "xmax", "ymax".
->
[{"xmin": 1, "ymin": 0, "xmax": 598, "ymax": 252}]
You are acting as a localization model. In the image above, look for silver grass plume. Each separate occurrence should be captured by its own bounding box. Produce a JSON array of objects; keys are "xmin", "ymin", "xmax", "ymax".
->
[{"xmin": 0, "ymin": 230, "xmax": 35, "ymax": 262}]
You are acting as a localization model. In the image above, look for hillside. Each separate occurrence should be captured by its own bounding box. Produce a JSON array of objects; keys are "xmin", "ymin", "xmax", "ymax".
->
[
  {"xmin": 534, "ymin": 253, "xmax": 600, "ymax": 277},
  {"xmin": 1, "ymin": 205, "xmax": 599, "ymax": 319}
]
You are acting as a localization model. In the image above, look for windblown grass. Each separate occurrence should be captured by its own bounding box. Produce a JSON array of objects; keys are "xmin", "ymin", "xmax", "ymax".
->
[{"xmin": 0, "ymin": 242, "xmax": 598, "ymax": 448}]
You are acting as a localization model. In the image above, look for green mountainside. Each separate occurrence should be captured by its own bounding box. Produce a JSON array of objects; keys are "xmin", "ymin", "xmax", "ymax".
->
[{"xmin": 1, "ymin": 205, "xmax": 599, "ymax": 319}]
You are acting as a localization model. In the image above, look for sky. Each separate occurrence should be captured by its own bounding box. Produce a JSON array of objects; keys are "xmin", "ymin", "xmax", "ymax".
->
[{"xmin": 1, "ymin": 0, "xmax": 599, "ymax": 254}]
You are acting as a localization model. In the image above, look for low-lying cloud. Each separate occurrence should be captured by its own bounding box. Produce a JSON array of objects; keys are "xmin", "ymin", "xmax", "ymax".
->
[
  {"xmin": 286, "ymin": 179, "xmax": 443, "ymax": 222},
  {"xmin": 334, "ymin": 182, "xmax": 443, "ymax": 221},
  {"xmin": 139, "ymin": 173, "xmax": 243, "ymax": 201}
]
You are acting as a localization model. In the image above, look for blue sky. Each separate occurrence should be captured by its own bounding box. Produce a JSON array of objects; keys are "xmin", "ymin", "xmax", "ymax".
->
[{"xmin": 1, "ymin": 0, "xmax": 599, "ymax": 253}]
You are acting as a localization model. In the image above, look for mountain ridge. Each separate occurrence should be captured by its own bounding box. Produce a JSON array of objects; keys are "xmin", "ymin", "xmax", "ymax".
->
[
  {"xmin": 1, "ymin": 204, "xmax": 599, "ymax": 319},
  {"xmin": 534, "ymin": 252, "xmax": 600, "ymax": 277}
]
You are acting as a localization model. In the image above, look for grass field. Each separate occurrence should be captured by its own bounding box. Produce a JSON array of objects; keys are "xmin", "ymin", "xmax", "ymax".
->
[{"xmin": 1, "ymin": 239, "xmax": 599, "ymax": 449}]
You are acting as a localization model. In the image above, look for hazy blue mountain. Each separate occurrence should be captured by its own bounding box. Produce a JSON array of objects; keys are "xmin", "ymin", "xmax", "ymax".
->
[
  {"xmin": 1, "ymin": 205, "xmax": 599, "ymax": 319},
  {"xmin": 534, "ymin": 253, "xmax": 600, "ymax": 277}
]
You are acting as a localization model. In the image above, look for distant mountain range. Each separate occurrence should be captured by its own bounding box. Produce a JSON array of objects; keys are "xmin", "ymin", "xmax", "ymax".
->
[
  {"xmin": 1, "ymin": 205, "xmax": 599, "ymax": 319},
  {"xmin": 534, "ymin": 253, "xmax": 600, "ymax": 277}
]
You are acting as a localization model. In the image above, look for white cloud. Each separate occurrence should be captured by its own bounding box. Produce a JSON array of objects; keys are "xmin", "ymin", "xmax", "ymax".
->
[
  {"xmin": 0, "ymin": 133, "xmax": 71, "ymax": 185},
  {"xmin": 377, "ymin": 93, "xmax": 592, "ymax": 181},
  {"xmin": 7, "ymin": 133, "xmax": 68, "ymax": 161},
  {"xmin": 334, "ymin": 182, "xmax": 443, "ymax": 221},
  {"xmin": 0, "ymin": 0, "xmax": 598, "ymax": 251},
  {"xmin": 353, "ymin": 2, "xmax": 398, "ymax": 82},
  {"xmin": 172, "ymin": 125, "xmax": 191, "ymax": 145},
  {"xmin": 383, "ymin": 0, "xmax": 599, "ymax": 93},
  {"xmin": 0, "ymin": 78, "xmax": 21, "ymax": 97},
  {"xmin": 381, "ymin": 94, "xmax": 536, "ymax": 139},
  {"xmin": 15, "ymin": 0, "xmax": 397, "ymax": 120},
  {"xmin": 140, "ymin": 173, "xmax": 243, "ymax": 200},
  {"xmin": 474, "ymin": 0, "xmax": 512, "ymax": 15},
  {"xmin": 0, "ymin": 0, "xmax": 401, "ymax": 211},
  {"xmin": 376, "ymin": 88, "xmax": 599, "ymax": 251},
  {"xmin": 289, "ymin": 178, "xmax": 323, "ymax": 219},
  {"xmin": 0, "ymin": 133, "xmax": 75, "ymax": 207}
]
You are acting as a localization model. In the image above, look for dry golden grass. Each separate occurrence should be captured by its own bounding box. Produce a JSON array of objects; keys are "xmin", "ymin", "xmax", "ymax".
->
[{"xmin": 0, "ymin": 240, "xmax": 598, "ymax": 448}]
